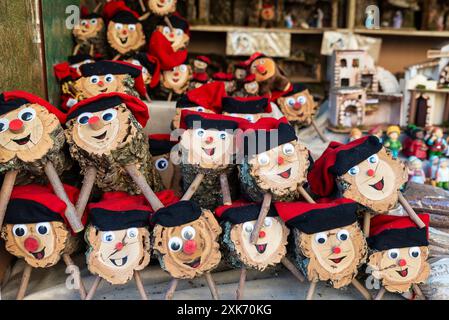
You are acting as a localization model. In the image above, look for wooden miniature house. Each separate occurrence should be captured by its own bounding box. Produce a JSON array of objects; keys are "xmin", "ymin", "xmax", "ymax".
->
[
  {"xmin": 331, "ymin": 50, "xmax": 378, "ymax": 92},
  {"xmin": 329, "ymin": 87, "xmax": 367, "ymax": 130}
]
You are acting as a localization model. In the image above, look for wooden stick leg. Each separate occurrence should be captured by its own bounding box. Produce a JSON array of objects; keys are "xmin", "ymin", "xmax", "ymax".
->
[
  {"xmin": 281, "ymin": 257, "xmax": 305, "ymax": 282},
  {"xmin": 134, "ymin": 271, "xmax": 149, "ymax": 300},
  {"xmin": 16, "ymin": 264, "xmax": 32, "ymax": 300},
  {"xmin": 181, "ymin": 173, "xmax": 205, "ymax": 201},
  {"xmin": 351, "ymin": 279, "xmax": 372, "ymax": 300},
  {"xmin": 145, "ymin": 92, "xmax": 152, "ymax": 104},
  {"xmin": 62, "ymin": 254, "xmax": 87, "ymax": 300},
  {"xmin": 73, "ymin": 44, "xmax": 80, "ymax": 55},
  {"xmin": 138, "ymin": 0, "xmax": 146, "ymax": 12},
  {"xmin": 250, "ymin": 193, "xmax": 272, "ymax": 244},
  {"xmin": 0, "ymin": 170, "xmax": 18, "ymax": 228},
  {"xmin": 220, "ymin": 173, "xmax": 232, "ymax": 205},
  {"xmin": 374, "ymin": 287, "xmax": 386, "ymax": 300},
  {"xmin": 165, "ymin": 278, "xmax": 179, "ymax": 300},
  {"xmin": 75, "ymin": 166, "xmax": 97, "ymax": 218},
  {"xmin": 167, "ymin": 91, "xmax": 173, "ymax": 102},
  {"xmin": 306, "ymin": 280, "xmax": 317, "ymax": 300},
  {"xmin": 204, "ymin": 272, "xmax": 220, "ymax": 300},
  {"xmin": 398, "ymin": 193, "xmax": 426, "ymax": 228},
  {"xmin": 164, "ymin": 16, "xmax": 174, "ymax": 31},
  {"xmin": 298, "ymin": 186, "xmax": 316, "ymax": 204},
  {"xmin": 45, "ymin": 162, "xmax": 84, "ymax": 233},
  {"xmin": 112, "ymin": 54, "xmax": 122, "ymax": 61},
  {"xmin": 412, "ymin": 284, "xmax": 425, "ymax": 300},
  {"xmin": 124, "ymin": 164, "xmax": 165, "ymax": 211},
  {"xmin": 363, "ymin": 212, "xmax": 371, "ymax": 237},
  {"xmin": 236, "ymin": 267, "xmax": 246, "ymax": 300},
  {"xmin": 311, "ymin": 119, "xmax": 329, "ymax": 143},
  {"xmin": 85, "ymin": 276, "xmax": 102, "ymax": 300}
]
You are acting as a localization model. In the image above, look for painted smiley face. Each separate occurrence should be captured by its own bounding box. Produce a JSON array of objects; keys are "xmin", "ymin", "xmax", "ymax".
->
[
  {"xmin": 2, "ymin": 221, "xmax": 68, "ymax": 267},
  {"xmin": 158, "ymin": 26, "xmax": 189, "ymax": 52},
  {"xmin": 244, "ymin": 82, "xmax": 259, "ymax": 95},
  {"xmin": 126, "ymin": 59, "xmax": 152, "ymax": 85},
  {"xmin": 250, "ymin": 58, "xmax": 276, "ymax": 82},
  {"xmin": 70, "ymin": 106, "xmax": 130, "ymax": 155},
  {"xmin": 278, "ymin": 90, "xmax": 316, "ymax": 124},
  {"xmin": 377, "ymin": 247, "xmax": 426, "ymax": 284},
  {"xmin": 162, "ymin": 65, "xmax": 191, "ymax": 91},
  {"xmin": 231, "ymin": 217, "xmax": 289, "ymax": 268},
  {"xmin": 75, "ymin": 73, "xmax": 127, "ymax": 98},
  {"xmin": 180, "ymin": 128, "xmax": 235, "ymax": 169},
  {"xmin": 261, "ymin": 7, "xmax": 275, "ymax": 20},
  {"xmin": 148, "ymin": 0, "xmax": 177, "ymax": 16},
  {"xmin": 107, "ymin": 22, "xmax": 146, "ymax": 54},
  {"xmin": 73, "ymin": 18, "xmax": 104, "ymax": 41}
]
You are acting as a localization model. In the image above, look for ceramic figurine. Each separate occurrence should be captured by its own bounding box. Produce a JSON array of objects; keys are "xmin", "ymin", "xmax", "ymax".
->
[
  {"xmin": 369, "ymin": 126, "xmax": 384, "ymax": 143},
  {"xmin": 427, "ymin": 155, "xmax": 440, "ymax": 187},
  {"xmin": 407, "ymin": 157, "xmax": 426, "ymax": 184},
  {"xmin": 427, "ymin": 127, "xmax": 447, "ymax": 158},
  {"xmin": 404, "ymin": 127, "xmax": 428, "ymax": 160},
  {"xmin": 436, "ymin": 158, "xmax": 449, "ymax": 190},
  {"xmin": 383, "ymin": 125, "xmax": 402, "ymax": 159}
]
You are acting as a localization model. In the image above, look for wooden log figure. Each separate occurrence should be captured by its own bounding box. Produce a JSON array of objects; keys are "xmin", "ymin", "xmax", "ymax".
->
[
  {"xmin": 0, "ymin": 184, "xmax": 87, "ymax": 300},
  {"xmin": 125, "ymin": 53, "xmax": 161, "ymax": 97},
  {"xmin": 155, "ymin": 14, "xmax": 190, "ymax": 52},
  {"xmin": 367, "ymin": 214, "xmax": 430, "ymax": 300},
  {"xmin": 84, "ymin": 192, "xmax": 154, "ymax": 298},
  {"xmin": 179, "ymin": 110, "xmax": 243, "ymax": 210},
  {"xmin": 233, "ymin": 74, "xmax": 260, "ymax": 98},
  {"xmin": 246, "ymin": 52, "xmax": 291, "ymax": 96},
  {"xmin": 149, "ymin": 134, "xmax": 182, "ymax": 195},
  {"xmin": 212, "ymin": 73, "xmax": 237, "ymax": 96},
  {"xmin": 260, "ymin": 3, "xmax": 276, "ymax": 28},
  {"xmin": 64, "ymin": 93, "xmax": 161, "ymax": 208},
  {"xmin": 103, "ymin": 1, "xmax": 148, "ymax": 59},
  {"xmin": 222, "ymin": 96, "xmax": 271, "ymax": 123},
  {"xmin": 151, "ymin": 200, "xmax": 222, "ymax": 299},
  {"xmin": 161, "ymin": 61, "xmax": 193, "ymax": 101},
  {"xmin": 0, "ymin": 91, "xmax": 82, "ymax": 233},
  {"xmin": 188, "ymin": 72, "xmax": 210, "ymax": 91},
  {"xmin": 73, "ymin": 60, "xmax": 147, "ymax": 102},
  {"xmin": 275, "ymin": 198, "xmax": 371, "ymax": 300},
  {"xmin": 147, "ymin": 0, "xmax": 178, "ymax": 16},
  {"xmin": 234, "ymin": 62, "xmax": 248, "ymax": 85},
  {"xmin": 72, "ymin": 6, "xmax": 107, "ymax": 57},
  {"xmin": 192, "ymin": 56, "xmax": 211, "ymax": 74}
]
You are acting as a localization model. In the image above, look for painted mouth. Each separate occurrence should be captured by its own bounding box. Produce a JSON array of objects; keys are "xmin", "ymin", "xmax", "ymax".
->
[
  {"xmin": 13, "ymin": 134, "xmax": 31, "ymax": 146},
  {"xmin": 278, "ymin": 168, "xmax": 292, "ymax": 179},
  {"xmin": 110, "ymin": 256, "xmax": 128, "ymax": 267},
  {"xmin": 119, "ymin": 37, "xmax": 128, "ymax": 44},
  {"xmin": 172, "ymin": 78, "xmax": 180, "ymax": 83},
  {"xmin": 329, "ymin": 256, "xmax": 346, "ymax": 264},
  {"xmin": 184, "ymin": 257, "xmax": 201, "ymax": 268},
  {"xmin": 202, "ymin": 147, "xmax": 215, "ymax": 156},
  {"xmin": 99, "ymin": 88, "xmax": 108, "ymax": 93},
  {"xmin": 31, "ymin": 247, "xmax": 46, "ymax": 260},
  {"xmin": 255, "ymin": 243, "xmax": 267, "ymax": 254},
  {"xmin": 370, "ymin": 178, "xmax": 384, "ymax": 191},
  {"xmin": 157, "ymin": 3, "xmax": 165, "ymax": 8},
  {"xmin": 397, "ymin": 268, "xmax": 409, "ymax": 278},
  {"xmin": 258, "ymin": 70, "xmax": 268, "ymax": 76},
  {"xmin": 92, "ymin": 131, "xmax": 107, "ymax": 140}
]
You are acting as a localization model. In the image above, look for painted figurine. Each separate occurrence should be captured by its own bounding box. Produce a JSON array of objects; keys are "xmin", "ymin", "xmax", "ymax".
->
[
  {"xmin": 348, "ymin": 128, "xmax": 363, "ymax": 142},
  {"xmin": 436, "ymin": 158, "xmax": 449, "ymax": 190},
  {"xmin": 407, "ymin": 157, "xmax": 426, "ymax": 184},
  {"xmin": 369, "ymin": 126, "xmax": 384, "ymax": 143},
  {"xmin": 427, "ymin": 127, "xmax": 447, "ymax": 158},
  {"xmin": 383, "ymin": 125, "xmax": 402, "ymax": 159},
  {"xmin": 427, "ymin": 155, "xmax": 440, "ymax": 187},
  {"xmin": 404, "ymin": 127, "xmax": 428, "ymax": 160}
]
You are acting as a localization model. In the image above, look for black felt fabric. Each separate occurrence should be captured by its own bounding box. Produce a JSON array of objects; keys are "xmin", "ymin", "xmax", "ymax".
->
[
  {"xmin": 80, "ymin": 61, "xmax": 140, "ymax": 77},
  {"xmin": 367, "ymin": 228, "xmax": 428, "ymax": 251},
  {"xmin": 66, "ymin": 95, "xmax": 123, "ymax": 121},
  {"xmin": 222, "ymin": 97, "xmax": 268, "ymax": 114},
  {"xmin": 220, "ymin": 203, "xmax": 277, "ymax": 224},
  {"xmin": 151, "ymin": 201, "xmax": 202, "ymax": 227},
  {"xmin": 5, "ymin": 199, "xmax": 64, "ymax": 224},
  {"xmin": 90, "ymin": 208, "xmax": 150, "ymax": 231},
  {"xmin": 184, "ymin": 114, "xmax": 239, "ymax": 131},
  {"xmin": 111, "ymin": 11, "xmax": 139, "ymax": 24},
  {"xmin": 0, "ymin": 95, "xmax": 28, "ymax": 116}
]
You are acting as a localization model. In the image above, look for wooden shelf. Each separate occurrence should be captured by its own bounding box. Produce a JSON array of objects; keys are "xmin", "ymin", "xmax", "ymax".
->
[
  {"xmin": 354, "ymin": 28, "xmax": 449, "ymax": 38},
  {"xmin": 190, "ymin": 25, "xmax": 337, "ymax": 34}
]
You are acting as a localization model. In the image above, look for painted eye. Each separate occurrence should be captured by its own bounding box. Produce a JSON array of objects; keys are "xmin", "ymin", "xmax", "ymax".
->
[
  {"xmin": 181, "ymin": 226, "xmax": 196, "ymax": 240},
  {"xmin": 175, "ymin": 29, "xmax": 183, "ymax": 36},
  {"xmin": 77, "ymin": 112, "xmax": 93, "ymax": 125},
  {"xmin": 102, "ymin": 232, "xmax": 115, "ymax": 243},
  {"xmin": 115, "ymin": 23, "xmax": 123, "ymax": 30},
  {"xmin": 219, "ymin": 131, "xmax": 227, "ymax": 140},
  {"xmin": 131, "ymin": 59, "xmax": 141, "ymax": 66},
  {"xmin": 297, "ymin": 96, "xmax": 307, "ymax": 105},
  {"xmin": 104, "ymin": 74, "xmax": 115, "ymax": 83},
  {"xmin": 179, "ymin": 65, "xmax": 187, "ymax": 73},
  {"xmin": 259, "ymin": 59, "xmax": 265, "ymax": 65},
  {"xmin": 287, "ymin": 98, "xmax": 295, "ymax": 107},
  {"xmin": 258, "ymin": 153, "xmax": 270, "ymax": 166},
  {"xmin": 101, "ymin": 109, "xmax": 117, "ymax": 122},
  {"xmin": 90, "ymin": 75, "xmax": 100, "ymax": 84},
  {"xmin": 81, "ymin": 20, "xmax": 88, "ymax": 26},
  {"xmin": 128, "ymin": 24, "xmax": 136, "ymax": 31},
  {"xmin": 337, "ymin": 229, "xmax": 349, "ymax": 241},
  {"xmin": 13, "ymin": 224, "xmax": 27, "ymax": 237},
  {"xmin": 35, "ymin": 222, "xmax": 51, "ymax": 235},
  {"xmin": 18, "ymin": 107, "xmax": 36, "ymax": 122},
  {"xmin": 0, "ymin": 118, "xmax": 10, "ymax": 133},
  {"xmin": 155, "ymin": 158, "xmax": 169, "ymax": 171},
  {"xmin": 195, "ymin": 129, "xmax": 205, "ymax": 137},
  {"xmin": 163, "ymin": 26, "xmax": 170, "ymax": 34},
  {"xmin": 196, "ymin": 107, "xmax": 205, "ymax": 112},
  {"xmin": 127, "ymin": 228, "xmax": 138, "ymax": 238},
  {"xmin": 168, "ymin": 237, "xmax": 183, "ymax": 252},
  {"xmin": 283, "ymin": 143, "xmax": 295, "ymax": 156},
  {"xmin": 368, "ymin": 154, "xmax": 379, "ymax": 164},
  {"xmin": 243, "ymin": 222, "xmax": 254, "ymax": 233},
  {"xmin": 263, "ymin": 217, "xmax": 272, "ymax": 227},
  {"xmin": 388, "ymin": 249, "xmax": 400, "ymax": 260},
  {"xmin": 315, "ymin": 232, "xmax": 327, "ymax": 244},
  {"xmin": 348, "ymin": 166, "xmax": 360, "ymax": 176},
  {"xmin": 90, "ymin": 19, "xmax": 97, "ymax": 25},
  {"xmin": 245, "ymin": 115, "xmax": 254, "ymax": 122},
  {"xmin": 409, "ymin": 247, "xmax": 421, "ymax": 258}
]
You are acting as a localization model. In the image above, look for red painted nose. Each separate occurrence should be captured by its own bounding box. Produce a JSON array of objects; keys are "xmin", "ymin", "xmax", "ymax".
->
[
  {"xmin": 24, "ymin": 237, "xmax": 39, "ymax": 253},
  {"xmin": 85, "ymin": 23, "xmax": 90, "ymax": 28},
  {"xmin": 367, "ymin": 169, "xmax": 375, "ymax": 177},
  {"xmin": 333, "ymin": 247, "xmax": 341, "ymax": 254},
  {"xmin": 256, "ymin": 65, "xmax": 266, "ymax": 74},
  {"xmin": 293, "ymin": 102, "xmax": 302, "ymax": 110},
  {"xmin": 205, "ymin": 136, "xmax": 214, "ymax": 144},
  {"xmin": 122, "ymin": 30, "xmax": 128, "ymax": 36},
  {"xmin": 173, "ymin": 72, "xmax": 179, "ymax": 77},
  {"xmin": 160, "ymin": 0, "xmax": 165, "ymax": 3},
  {"xmin": 277, "ymin": 156, "xmax": 284, "ymax": 165},
  {"xmin": 398, "ymin": 259, "xmax": 407, "ymax": 267},
  {"xmin": 259, "ymin": 231, "xmax": 266, "ymax": 238},
  {"xmin": 97, "ymin": 81, "xmax": 104, "ymax": 87},
  {"xmin": 169, "ymin": 33, "xmax": 174, "ymax": 38},
  {"xmin": 88, "ymin": 116, "xmax": 100, "ymax": 125},
  {"xmin": 115, "ymin": 242, "xmax": 124, "ymax": 251},
  {"xmin": 183, "ymin": 240, "xmax": 197, "ymax": 255},
  {"xmin": 9, "ymin": 119, "xmax": 24, "ymax": 132}
]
